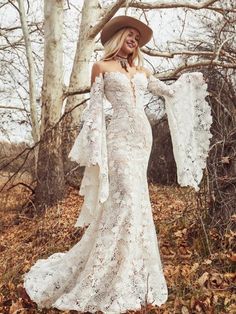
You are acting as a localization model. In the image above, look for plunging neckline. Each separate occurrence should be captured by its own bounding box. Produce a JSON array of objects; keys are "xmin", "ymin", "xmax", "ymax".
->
[
  {"xmin": 103, "ymin": 71, "xmax": 148, "ymax": 107},
  {"xmin": 103, "ymin": 71, "xmax": 147, "ymax": 82}
]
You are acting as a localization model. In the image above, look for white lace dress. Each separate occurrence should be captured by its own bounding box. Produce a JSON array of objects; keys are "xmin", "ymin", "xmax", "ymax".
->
[{"xmin": 23, "ymin": 71, "xmax": 212, "ymax": 313}]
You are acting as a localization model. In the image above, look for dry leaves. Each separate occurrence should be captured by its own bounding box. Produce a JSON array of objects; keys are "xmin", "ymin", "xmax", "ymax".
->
[{"xmin": 0, "ymin": 182, "xmax": 234, "ymax": 313}]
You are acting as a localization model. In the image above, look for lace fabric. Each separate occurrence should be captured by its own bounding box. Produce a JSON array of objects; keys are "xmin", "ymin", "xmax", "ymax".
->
[
  {"xmin": 23, "ymin": 70, "xmax": 212, "ymax": 313},
  {"xmin": 68, "ymin": 74, "xmax": 109, "ymax": 226},
  {"xmin": 147, "ymin": 72, "xmax": 212, "ymax": 190}
]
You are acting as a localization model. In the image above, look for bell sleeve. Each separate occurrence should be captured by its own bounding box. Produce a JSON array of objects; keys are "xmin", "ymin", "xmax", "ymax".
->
[
  {"xmin": 147, "ymin": 72, "xmax": 212, "ymax": 191},
  {"xmin": 68, "ymin": 73, "xmax": 109, "ymax": 227}
]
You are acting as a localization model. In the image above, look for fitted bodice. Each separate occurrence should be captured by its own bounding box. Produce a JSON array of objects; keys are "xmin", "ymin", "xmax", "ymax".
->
[
  {"xmin": 103, "ymin": 71, "xmax": 152, "ymax": 154},
  {"xmin": 104, "ymin": 71, "xmax": 148, "ymax": 116}
]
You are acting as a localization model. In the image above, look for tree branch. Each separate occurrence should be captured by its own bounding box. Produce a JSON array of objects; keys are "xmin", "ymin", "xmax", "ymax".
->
[
  {"xmin": 214, "ymin": 36, "xmax": 235, "ymax": 62},
  {"xmin": 63, "ymin": 86, "xmax": 90, "ymax": 99},
  {"xmin": 0, "ymin": 1, "xmax": 10, "ymax": 9},
  {"xmin": 7, "ymin": 181, "xmax": 35, "ymax": 194},
  {"xmin": 142, "ymin": 47, "xmax": 217, "ymax": 58},
  {"xmin": 8, "ymin": 0, "xmax": 20, "ymax": 13},
  {"xmin": 0, "ymin": 22, "xmax": 43, "ymax": 33},
  {"xmin": 127, "ymin": 0, "xmax": 220, "ymax": 10},
  {"xmin": 165, "ymin": 60, "xmax": 236, "ymax": 77},
  {"xmin": 88, "ymin": 0, "xmax": 127, "ymax": 39},
  {"xmin": 0, "ymin": 105, "xmax": 29, "ymax": 112}
]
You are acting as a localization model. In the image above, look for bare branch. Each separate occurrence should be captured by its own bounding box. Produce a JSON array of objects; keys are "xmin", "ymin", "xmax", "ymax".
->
[
  {"xmin": 66, "ymin": 0, "xmax": 71, "ymax": 10},
  {"xmin": 142, "ymin": 47, "xmax": 217, "ymax": 58},
  {"xmin": 166, "ymin": 60, "xmax": 236, "ymax": 77},
  {"xmin": 8, "ymin": 0, "xmax": 20, "ymax": 13},
  {"xmin": 0, "ymin": 97, "xmax": 89, "ymax": 192},
  {"xmin": 0, "ymin": 105, "xmax": 29, "ymax": 112},
  {"xmin": 127, "ymin": 0, "xmax": 220, "ymax": 10},
  {"xmin": 214, "ymin": 36, "xmax": 235, "ymax": 62},
  {"xmin": 0, "ymin": 22, "xmax": 43, "ymax": 33},
  {"xmin": 64, "ymin": 86, "xmax": 90, "ymax": 99},
  {"xmin": 0, "ymin": 146, "xmax": 33, "ymax": 192},
  {"xmin": 0, "ymin": 26, "xmax": 42, "ymax": 50},
  {"xmin": 7, "ymin": 181, "xmax": 35, "ymax": 194},
  {"xmin": 0, "ymin": 1, "xmax": 9, "ymax": 9},
  {"xmin": 88, "ymin": 0, "xmax": 127, "ymax": 39}
]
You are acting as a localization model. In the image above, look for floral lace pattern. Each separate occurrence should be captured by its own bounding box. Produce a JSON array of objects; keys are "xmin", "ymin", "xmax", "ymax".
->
[
  {"xmin": 23, "ymin": 70, "xmax": 212, "ymax": 313},
  {"xmin": 68, "ymin": 74, "xmax": 109, "ymax": 227},
  {"xmin": 149, "ymin": 72, "xmax": 212, "ymax": 191}
]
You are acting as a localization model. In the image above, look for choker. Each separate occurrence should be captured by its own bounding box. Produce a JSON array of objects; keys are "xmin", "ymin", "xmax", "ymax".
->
[{"xmin": 114, "ymin": 55, "xmax": 129, "ymax": 72}]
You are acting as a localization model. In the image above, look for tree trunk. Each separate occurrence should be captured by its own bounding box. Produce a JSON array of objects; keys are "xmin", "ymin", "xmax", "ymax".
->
[
  {"xmin": 148, "ymin": 118, "xmax": 177, "ymax": 185},
  {"xmin": 34, "ymin": 0, "xmax": 64, "ymax": 211},
  {"xmin": 62, "ymin": 0, "xmax": 102, "ymax": 186},
  {"xmin": 17, "ymin": 0, "xmax": 40, "ymax": 144}
]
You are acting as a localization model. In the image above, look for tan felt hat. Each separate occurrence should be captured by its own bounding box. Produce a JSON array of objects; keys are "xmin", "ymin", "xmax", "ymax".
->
[{"xmin": 101, "ymin": 15, "xmax": 153, "ymax": 47}]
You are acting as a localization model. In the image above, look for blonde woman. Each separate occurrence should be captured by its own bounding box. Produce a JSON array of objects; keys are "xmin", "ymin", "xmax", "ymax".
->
[{"xmin": 23, "ymin": 16, "xmax": 212, "ymax": 313}]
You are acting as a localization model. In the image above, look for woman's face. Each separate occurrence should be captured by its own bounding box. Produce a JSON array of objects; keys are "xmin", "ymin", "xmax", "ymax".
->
[{"xmin": 119, "ymin": 28, "xmax": 140, "ymax": 55}]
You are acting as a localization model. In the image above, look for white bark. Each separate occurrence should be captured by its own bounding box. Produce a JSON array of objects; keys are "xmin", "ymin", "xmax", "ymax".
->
[
  {"xmin": 64, "ymin": 0, "xmax": 102, "ymax": 122},
  {"xmin": 34, "ymin": 0, "xmax": 65, "ymax": 210},
  {"xmin": 41, "ymin": 0, "xmax": 64, "ymax": 133},
  {"xmin": 17, "ymin": 0, "xmax": 40, "ymax": 143}
]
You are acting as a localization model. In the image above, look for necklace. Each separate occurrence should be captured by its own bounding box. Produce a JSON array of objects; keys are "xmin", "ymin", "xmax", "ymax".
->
[{"xmin": 113, "ymin": 55, "xmax": 129, "ymax": 72}]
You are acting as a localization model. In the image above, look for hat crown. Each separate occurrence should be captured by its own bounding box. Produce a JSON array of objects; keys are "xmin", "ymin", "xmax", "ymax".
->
[{"xmin": 101, "ymin": 15, "xmax": 153, "ymax": 47}]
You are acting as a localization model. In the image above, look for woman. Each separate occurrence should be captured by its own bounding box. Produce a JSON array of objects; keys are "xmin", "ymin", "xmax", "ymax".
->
[{"xmin": 23, "ymin": 16, "xmax": 212, "ymax": 313}]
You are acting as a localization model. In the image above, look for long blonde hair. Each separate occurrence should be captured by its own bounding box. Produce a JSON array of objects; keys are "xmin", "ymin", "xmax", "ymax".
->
[{"xmin": 101, "ymin": 28, "xmax": 144, "ymax": 68}]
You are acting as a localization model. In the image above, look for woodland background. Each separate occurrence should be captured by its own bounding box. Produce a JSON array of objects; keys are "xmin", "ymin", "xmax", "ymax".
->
[{"xmin": 0, "ymin": 0, "xmax": 235, "ymax": 313}]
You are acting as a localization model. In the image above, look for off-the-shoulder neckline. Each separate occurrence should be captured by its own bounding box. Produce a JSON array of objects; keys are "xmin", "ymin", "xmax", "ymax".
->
[{"xmin": 103, "ymin": 71, "xmax": 148, "ymax": 81}]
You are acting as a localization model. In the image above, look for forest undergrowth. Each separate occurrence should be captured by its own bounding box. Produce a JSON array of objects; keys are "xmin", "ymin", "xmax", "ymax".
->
[{"xmin": 0, "ymin": 173, "xmax": 235, "ymax": 314}]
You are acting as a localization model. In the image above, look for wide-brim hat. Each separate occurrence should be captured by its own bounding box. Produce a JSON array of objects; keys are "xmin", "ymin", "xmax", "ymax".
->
[{"xmin": 101, "ymin": 15, "xmax": 153, "ymax": 47}]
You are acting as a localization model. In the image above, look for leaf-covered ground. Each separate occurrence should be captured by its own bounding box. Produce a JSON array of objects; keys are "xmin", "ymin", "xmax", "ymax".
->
[{"xmin": 0, "ymin": 175, "xmax": 235, "ymax": 314}]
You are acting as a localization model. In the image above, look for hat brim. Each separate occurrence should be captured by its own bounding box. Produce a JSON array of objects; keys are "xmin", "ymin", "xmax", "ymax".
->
[{"xmin": 101, "ymin": 15, "xmax": 153, "ymax": 47}]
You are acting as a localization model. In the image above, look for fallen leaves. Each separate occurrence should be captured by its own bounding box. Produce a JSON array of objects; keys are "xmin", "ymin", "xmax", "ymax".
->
[{"xmin": 0, "ymin": 182, "xmax": 234, "ymax": 313}]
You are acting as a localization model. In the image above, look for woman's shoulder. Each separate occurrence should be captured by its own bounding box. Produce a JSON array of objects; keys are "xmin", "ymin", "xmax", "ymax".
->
[
  {"xmin": 92, "ymin": 60, "xmax": 106, "ymax": 70},
  {"xmin": 91, "ymin": 60, "xmax": 114, "ymax": 84},
  {"xmin": 91, "ymin": 61, "xmax": 106, "ymax": 84},
  {"xmin": 92, "ymin": 60, "xmax": 114, "ymax": 73}
]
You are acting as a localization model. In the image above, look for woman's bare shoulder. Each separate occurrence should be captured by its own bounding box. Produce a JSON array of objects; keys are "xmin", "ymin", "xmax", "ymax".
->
[
  {"xmin": 92, "ymin": 60, "xmax": 107, "ymax": 70},
  {"xmin": 91, "ymin": 61, "xmax": 105, "ymax": 84},
  {"xmin": 91, "ymin": 60, "xmax": 113, "ymax": 84}
]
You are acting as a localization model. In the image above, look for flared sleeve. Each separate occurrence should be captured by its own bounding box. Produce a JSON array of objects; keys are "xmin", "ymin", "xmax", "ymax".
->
[
  {"xmin": 68, "ymin": 73, "xmax": 109, "ymax": 227},
  {"xmin": 147, "ymin": 72, "xmax": 212, "ymax": 191}
]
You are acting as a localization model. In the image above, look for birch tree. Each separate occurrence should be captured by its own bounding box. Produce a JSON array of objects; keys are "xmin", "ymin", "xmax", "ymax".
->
[
  {"xmin": 0, "ymin": 1, "xmax": 43, "ymax": 145},
  {"xmin": 34, "ymin": 0, "xmax": 64, "ymax": 210},
  {"xmin": 17, "ymin": 0, "xmax": 40, "ymax": 144}
]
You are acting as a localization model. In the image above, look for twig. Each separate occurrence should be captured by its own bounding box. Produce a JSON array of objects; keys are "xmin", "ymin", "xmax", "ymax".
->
[
  {"xmin": 0, "ymin": 97, "xmax": 89, "ymax": 191},
  {"xmin": 6, "ymin": 181, "xmax": 35, "ymax": 194}
]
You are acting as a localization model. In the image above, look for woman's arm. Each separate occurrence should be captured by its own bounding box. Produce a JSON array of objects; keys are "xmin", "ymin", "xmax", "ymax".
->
[
  {"xmin": 147, "ymin": 72, "xmax": 174, "ymax": 98},
  {"xmin": 148, "ymin": 75, "xmax": 174, "ymax": 98},
  {"xmin": 141, "ymin": 67, "xmax": 174, "ymax": 98}
]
